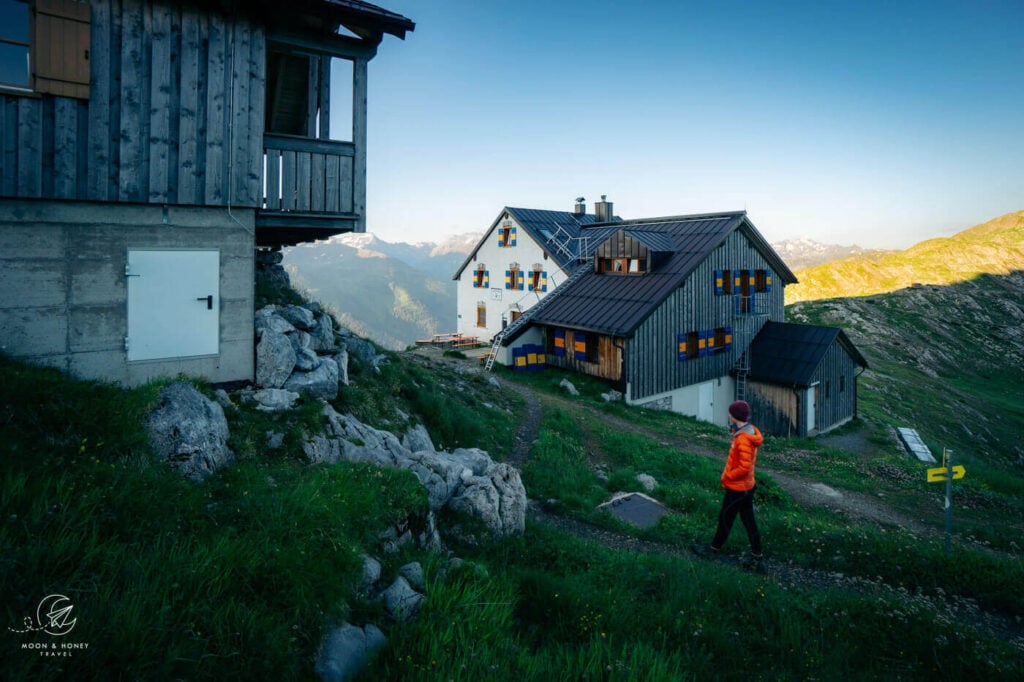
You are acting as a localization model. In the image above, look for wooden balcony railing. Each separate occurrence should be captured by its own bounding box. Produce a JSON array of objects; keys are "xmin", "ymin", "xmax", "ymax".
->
[{"xmin": 262, "ymin": 133, "xmax": 356, "ymax": 214}]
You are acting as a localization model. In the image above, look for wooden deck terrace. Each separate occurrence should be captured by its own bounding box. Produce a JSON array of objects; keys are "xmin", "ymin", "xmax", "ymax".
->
[{"xmin": 415, "ymin": 332, "xmax": 486, "ymax": 350}]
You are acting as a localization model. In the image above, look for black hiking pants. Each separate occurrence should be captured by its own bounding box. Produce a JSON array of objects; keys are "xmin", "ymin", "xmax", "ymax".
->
[{"xmin": 711, "ymin": 487, "xmax": 762, "ymax": 554}]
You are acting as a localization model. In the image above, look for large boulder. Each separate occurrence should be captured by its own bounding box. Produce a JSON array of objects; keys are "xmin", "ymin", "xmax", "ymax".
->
[
  {"xmin": 447, "ymin": 462, "xmax": 527, "ymax": 537},
  {"xmin": 256, "ymin": 329, "xmax": 296, "ymax": 388},
  {"xmin": 145, "ymin": 382, "xmax": 234, "ymax": 481},
  {"xmin": 315, "ymin": 623, "xmax": 386, "ymax": 682},
  {"xmin": 254, "ymin": 307, "xmax": 295, "ymax": 339},
  {"xmin": 310, "ymin": 314, "xmax": 337, "ymax": 352},
  {"xmin": 284, "ymin": 357, "xmax": 339, "ymax": 400},
  {"xmin": 280, "ymin": 304, "xmax": 316, "ymax": 331}
]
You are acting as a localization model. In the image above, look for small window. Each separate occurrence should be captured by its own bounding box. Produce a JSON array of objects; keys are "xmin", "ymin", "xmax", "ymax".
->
[
  {"xmin": 476, "ymin": 303, "xmax": 486, "ymax": 328},
  {"xmin": 0, "ymin": 0, "xmax": 30, "ymax": 89},
  {"xmin": 755, "ymin": 269, "xmax": 771, "ymax": 293},
  {"xmin": 686, "ymin": 331, "xmax": 699, "ymax": 360},
  {"xmin": 474, "ymin": 265, "xmax": 488, "ymax": 288},
  {"xmin": 722, "ymin": 269, "xmax": 732, "ymax": 294},
  {"xmin": 499, "ymin": 223, "xmax": 516, "ymax": 247},
  {"xmin": 585, "ymin": 334, "xmax": 599, "ymax": 363},
  {"xmin": 713, "ymin": 327, "xmax": 728, "ymax": 353},
  {"xmin": 506, "ymin": 264, "xmax": 523, "ymax": 290}
]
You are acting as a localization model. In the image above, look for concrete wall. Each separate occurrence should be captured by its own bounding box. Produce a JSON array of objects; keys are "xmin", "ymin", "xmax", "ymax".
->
[
  {"xmin": 626, "ymin": 374, "xmax": 735, "ymax": 427},
  {"xmin": 0, "ymin": 199, "xmax": 254, "ymax": 386}
]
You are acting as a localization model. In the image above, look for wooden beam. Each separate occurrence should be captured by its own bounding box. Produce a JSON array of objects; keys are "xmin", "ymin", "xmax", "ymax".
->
[{"xmin": 266, "ymin": 29, "xmax": 379, "ymax": 60}]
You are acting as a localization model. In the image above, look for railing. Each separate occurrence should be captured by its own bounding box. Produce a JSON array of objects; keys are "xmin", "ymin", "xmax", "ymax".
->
[{"xmin": 262, "ymin": 134, "xmax": 356, "ymax": 214}]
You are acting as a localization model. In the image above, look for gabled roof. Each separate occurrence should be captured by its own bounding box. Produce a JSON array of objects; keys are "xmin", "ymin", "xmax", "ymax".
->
[
  {"xmin": 516, "ymin": 211, "xmax": 798, "ymax": 339},
  {"xmin": 453, "ymin": 206, "xmax": 621, "ymax": 280},
  {"xmin": 748, "ymin": 321, "xmax": 868, "ymax": 387}
]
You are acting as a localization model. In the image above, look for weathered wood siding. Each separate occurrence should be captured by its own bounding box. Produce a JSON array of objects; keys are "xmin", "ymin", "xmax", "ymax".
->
[
  {"xmin": 626, "ymin": 230, "xmax": 785, "ymax": 401},
  {"xmin": 807, "ymin": 342, "xmax": 860, "ymax": 435},
  {"xmin": 1, "ymin": 0, "xmax": 265, "ymax": 207},
  {"xmin": 747, "ymin": 382, "xmax": 801, "ymax": 437},
  {"xmin": 543, "ymin": 328, "xmax": 623, "ymax": 383}
]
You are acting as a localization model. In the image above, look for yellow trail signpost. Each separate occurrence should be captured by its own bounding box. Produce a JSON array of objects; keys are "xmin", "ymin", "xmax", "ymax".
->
[
  {"xmin": 926, "ymin": 465, "xmax": 965, "ymax": 482},
  {"xmin": 926, "ymin": 448, "xmax": 965, "ymax": 552}
]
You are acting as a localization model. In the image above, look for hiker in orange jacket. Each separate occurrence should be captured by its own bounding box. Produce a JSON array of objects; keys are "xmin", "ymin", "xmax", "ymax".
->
[{"xmin": 692, "ymin": 399, "xmax": 764, "ymax": 561}]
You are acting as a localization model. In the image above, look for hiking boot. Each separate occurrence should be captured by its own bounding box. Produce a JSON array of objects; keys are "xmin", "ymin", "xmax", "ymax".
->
[
  {"xmin": 740, "ymin": 551, "xmax": 764, "ymax": 567},
  {"xmin": 689, "ymin": 543, "xmax": 719, "ymax": 558}
]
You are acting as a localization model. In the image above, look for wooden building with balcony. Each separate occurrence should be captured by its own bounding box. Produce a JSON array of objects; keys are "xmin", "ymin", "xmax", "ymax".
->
[{"xmin": 0, "ymin": 0, "xmax": 413, "ymax": 385}]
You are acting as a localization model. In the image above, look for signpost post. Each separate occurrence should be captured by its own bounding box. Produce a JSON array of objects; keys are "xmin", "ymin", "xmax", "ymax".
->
[{"xmin": 926, "ymin": 448, "xmax": 964, "ymax": 552}]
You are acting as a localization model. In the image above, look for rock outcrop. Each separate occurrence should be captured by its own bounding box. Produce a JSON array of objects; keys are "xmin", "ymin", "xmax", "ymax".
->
[
  {"xmin": 304, "ymin": 406, "xmax": 527, "ymax": 539},
  {"xmin": 144, "ymin": 382, "xmax": 234, "ymax": 481}
]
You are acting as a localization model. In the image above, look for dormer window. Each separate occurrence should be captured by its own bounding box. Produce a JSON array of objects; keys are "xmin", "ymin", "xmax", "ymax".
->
[{"xmin": 598, "ymin": 257, "xmax": 647, "ymax": 275}]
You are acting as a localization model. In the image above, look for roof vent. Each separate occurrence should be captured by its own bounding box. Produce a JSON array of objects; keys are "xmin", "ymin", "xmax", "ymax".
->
[
  {"xmin": 574, "ymin": 196, "xmax": 586, "ymax": 215},
  {"xmin": 594, "ymin": 195, "xmax": 613, "ymax": 222}
]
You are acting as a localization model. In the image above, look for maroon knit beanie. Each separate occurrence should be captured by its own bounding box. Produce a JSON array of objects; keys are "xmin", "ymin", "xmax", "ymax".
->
[{"xmin": 728, "ymin": 400, "xmax": 751, "ymax": 422}]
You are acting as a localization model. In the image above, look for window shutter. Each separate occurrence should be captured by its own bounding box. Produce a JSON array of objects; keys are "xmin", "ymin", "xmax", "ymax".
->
[
  {"xmin": 766, "ymin": 271, "xmax": 773, "ymax": 292},
  {"xmin": 705, "ymin": 329, "xmax": 715, "ymax": 353},
  {"xmin": 553, "ymin": 329, "xmax": 566, "ymax": 356},
  {"xmin": 517, "ymin": 271, "xmax": 524, "ymax": 290},
  {"xmin": 541, "ymin": 272, "xmax": 547, "ymax": 292},
  {"xmin": 724, "ymin": 326, "xmax": 733, "ymax": 351},
  {"xmin": 497, "ymin": 231, "xmax": 504, "ymax": 247},
  {"xmin": 714, "ymin": 269, "xmax": 724, "ymax": 296},
  {"xmin": 509, "ymin": 227, "xmax": 517, "ymax": 246},
  {"xmin": 677, "ymin": 333, "xmax": 687, "ymax": 361},
  {"xmin": 573, "ymin": 335, "xmax": 587, "ymax": 361},
  {"xmin": 698, "ymin": 330, "xmax": 708, "ymax": 357},
  {"xmin": 483, "ymin": 271, "xmax": 489, "ymax": 287},
  {"xmin": 504, "ymin": 270, "xmax": 511, "ymax": 289},
  {"xmin": 33, "ymin": 0, "xmax": 91, "ymax": 99}
]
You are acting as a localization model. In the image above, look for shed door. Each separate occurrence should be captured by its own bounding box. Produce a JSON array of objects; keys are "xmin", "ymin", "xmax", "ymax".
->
[
  {"xmin": 697, "ymin": 381, "xmax": 714, "ymax": 423},
  {"xmin": 127, "ymin": 250, "xmax": 219, "ymax": 361},
  {"xmin": 806, "ymin": 383, "xmax": 818, "ymax": 433}
]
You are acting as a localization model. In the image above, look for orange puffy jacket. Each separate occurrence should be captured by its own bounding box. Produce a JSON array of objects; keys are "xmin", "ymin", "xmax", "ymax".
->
[{"xmin": 721, "ymin": 423, "xmax": 763, "ymax": 491}]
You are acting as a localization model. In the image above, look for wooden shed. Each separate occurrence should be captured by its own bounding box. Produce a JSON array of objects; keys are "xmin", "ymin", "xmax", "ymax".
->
[{"xmin": 745, "ymin": 321, "xmax": 868, "ymax": 437}]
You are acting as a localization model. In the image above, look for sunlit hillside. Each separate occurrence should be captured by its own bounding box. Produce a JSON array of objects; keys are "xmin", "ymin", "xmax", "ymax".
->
[{"xmin": 786, "ymin": 211, "xmax": 1024, "ymax": 303}]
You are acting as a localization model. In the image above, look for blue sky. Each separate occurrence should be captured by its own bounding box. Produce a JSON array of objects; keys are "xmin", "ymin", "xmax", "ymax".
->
[{"xmin": 359, "ymin": 0, "xmax": 1024, "ymax": 249}]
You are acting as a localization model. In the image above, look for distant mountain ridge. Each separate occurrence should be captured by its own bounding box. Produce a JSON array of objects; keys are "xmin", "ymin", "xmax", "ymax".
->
[
  {"xmin": 284, "ymin": 232, "xmax": 483, "ymax": 351},
  {"xmin": 786, "ymin": 211, "xmax": 1024, "ymax": 303},
  {"xmin": 771, "ymin": 239, "xmax": 888, "ymax": 271}
]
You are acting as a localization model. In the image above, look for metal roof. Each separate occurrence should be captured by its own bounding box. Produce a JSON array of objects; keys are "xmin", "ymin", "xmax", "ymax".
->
[
  {"xmin": 452, "ymin": 206, "xmax": 621, "ymax": 280},
  {"xmin": 524, "ymin": 211, "xmax": 797, "ymax": 337},
  {"xmin": 747, "ymin": 321, "xmax": 868, "ymax": 386},
  {"xmin": 623, "ymin": 229, "xmax": 675, "ymax": 253}
]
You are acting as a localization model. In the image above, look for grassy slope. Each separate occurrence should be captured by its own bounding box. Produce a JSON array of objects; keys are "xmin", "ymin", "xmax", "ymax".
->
[{"xmin": 786, "ymin": 210, "xmax": 1024, "ymax": 303}]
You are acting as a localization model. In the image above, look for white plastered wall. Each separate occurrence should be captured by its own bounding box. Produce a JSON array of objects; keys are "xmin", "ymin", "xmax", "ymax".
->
[{"xmin": 626, "ymin": 374, "xmax": 735, "ymax": 427}]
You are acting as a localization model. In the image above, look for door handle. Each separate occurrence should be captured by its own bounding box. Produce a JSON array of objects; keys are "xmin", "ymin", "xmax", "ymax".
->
[{"xmin": 197, "ymin": 295, "xmax": 213, "ymax": 310}]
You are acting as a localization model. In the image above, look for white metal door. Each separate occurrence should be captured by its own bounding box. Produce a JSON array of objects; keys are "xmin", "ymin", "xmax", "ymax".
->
[
  {"xmin": 127, "ymin": 250, "xmax": 220, "ymax": 361},
  {"xmin": 697, "ymin": 381, "xmax": 714, "ymax": 423},
  {"xmin": 806, "ymin": 384, "xmax": 818, "ymax": 433}
]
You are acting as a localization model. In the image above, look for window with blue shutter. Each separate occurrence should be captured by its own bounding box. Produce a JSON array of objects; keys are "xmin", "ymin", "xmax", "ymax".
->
[
  {"xmin": 677, "ymin": 333, "xmax": 687, "ymax": 361},
  {"xmin": 714, "ymin": 269, "xmax": 724, "ymax": 295},
  {"xmin": 553, "ymin": 329, "xmax": 566, "ymax": 356},
  {"xmin": 573, "ymin": 334, "xmax": 587, "ymax": 361}
]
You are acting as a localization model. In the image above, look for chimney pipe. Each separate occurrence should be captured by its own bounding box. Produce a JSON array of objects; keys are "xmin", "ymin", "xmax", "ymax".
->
[
  {"xmin": 594, "ymin": 195, "xmax": 613, "ymax": 222},
  {"xmin": 574, "ymin": 196, "xmax": 586, "ymax": 215}
]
